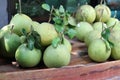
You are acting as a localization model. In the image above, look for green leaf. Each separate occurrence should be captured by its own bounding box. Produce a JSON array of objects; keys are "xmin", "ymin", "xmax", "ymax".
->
[
  {"xmin": 66, "ymin": 29, "xmax": 76, "ymax": 39},
  {"xmin": 54, "ymin": 24, "xmax": 64, "ymax": 33},
  {"xmin": 42, "ymin": 3, "xmax": 50, "ymax": 11},
  {"xmin": 54, "ymin": 9, "xmax": 60, "ymax": 16},
  {"xmin": 27, "ymin": 35, "xmax": 35, "ymax": 50},
  {"xmin": 52, "ymin": 37, "xmax": 61, "ymax": 48},
  {"xmin": 21, "ymin": 28, "xmax": 27, "ymax": 36},
  {"xmin": 68, "ymin": 16, "xmax": 77, "ymax": 26},
  {"xmin": 102, "ymin": 38, "xmax": 111, "ymax": 51},
  {"xmin": 53, "ymin": 17, "xmax": 63, "ymax": 25},
  {"xmin": 32, "ymin": 31, "xmax": 42, "ymax": 49},
  {"xmin": 101, "ymin": 28, "xmax": 110, "ymax": 40},
  {"xmin": 101, "ymin": 27, "xmax": 114, "ymax": 48},
  {"xmin": 59, "ymin": 5, "xmax": 65, "ymax": 13}
]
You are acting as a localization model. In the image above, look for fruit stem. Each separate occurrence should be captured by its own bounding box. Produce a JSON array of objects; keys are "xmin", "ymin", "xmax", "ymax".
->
[
  {"xmin": 113, "ymin": 10, "xmax": 117, "ymax": 18},
  {"xmin": 10, "ymin": 24, "xmax": 14, "ymax": 34},
  {"xmin": 80, "ymin": 10, "xmax": 86, "ymax": 22},
  {"xmin": 100, "ymin": 0, "xmax": 103, "ymax": 5},
  {"xmin": 48, "ymin": 6, "xmax": 54, "ymax": 23},
  {"xmin": 18, "ymin": 0, "xmax": 22, "ymax": 14},
  {"xmin": 99, "ymin": 9, "xmax": 104, "ymax": 22}
]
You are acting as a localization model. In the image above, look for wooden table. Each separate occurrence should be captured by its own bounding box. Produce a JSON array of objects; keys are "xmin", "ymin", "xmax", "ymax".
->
[{"xmin": 0, "ymin": 40, "xmax": 120, "ymax": 80}]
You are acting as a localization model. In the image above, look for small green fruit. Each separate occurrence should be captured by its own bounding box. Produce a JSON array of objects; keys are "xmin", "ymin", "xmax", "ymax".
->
[{"xmin": 15, "ymin": 44, "xmax": 42, "ymax": 68}]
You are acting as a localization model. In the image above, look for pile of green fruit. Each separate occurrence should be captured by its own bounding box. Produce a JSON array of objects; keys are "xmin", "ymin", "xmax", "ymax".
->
[
  {"xmin": 0, "ymin": 1, "xmax": 76, "ymax": 68},
  {"xmin": 1, "ymin": 0, "xmax": 120, "ymax": 69},
  {"xmin": 74, "ymin": 0, "xmax": 120, "ymax": 62}
]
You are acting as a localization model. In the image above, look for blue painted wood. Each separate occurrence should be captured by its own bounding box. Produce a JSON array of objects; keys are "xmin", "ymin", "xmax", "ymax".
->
[{"xmin": 0, "ymin": 0, "xmax": 8, "ymax": 28}]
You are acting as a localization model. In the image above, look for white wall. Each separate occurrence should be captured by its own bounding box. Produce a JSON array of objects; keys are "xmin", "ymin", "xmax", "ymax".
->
[{"xmin": 0, "ymin": 0, "xmax": 8, "ymax": 28}]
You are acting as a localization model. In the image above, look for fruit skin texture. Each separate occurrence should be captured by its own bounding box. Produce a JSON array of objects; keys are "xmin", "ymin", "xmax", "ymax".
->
[
  {"xmin": 10, "ymin": 13, "xmax": 32, "ymax": 36},
  {"xmin": 15, "ymin": 44, "xmax": 42, "ymax": 68},
  {"xmin": 93, "ymin": 22, "xmax": 107, "ymax": 33},
  {"xmin": 95, "ymin": 4, "xmax": 111, "ymax": 22},
  {"xmin": 75, "ymin": 5, "xmax": 96, "ymax": 23},
  {"xmin": 111, "ymin": 43, "xmax": 120, "ymax": 60},
  {"xmin": 36, "ymin": 22, "xmax": 58, "ymax": 46},
  {"xmin": 75, "ymin": 22, "xmax": 93, "ymax": 41},
  {"xmin": 111, "ymin": 22, "xmax": 120, "ymax": 31},
  {"xmin": 106, "ymin": 18, "xmax": 119, "ymax": 27},
  {"xmin": 84, "ymin": 30, "xmax": 101, "ymax": 46},
  {"xmin": 63, "ymin": 38, "xmax": 72, "ymax": 53},
  {"xmin": 108, "ymin": 30, "xmax": 120, "ymax": 44},
  {"xmin": 88, "ymin": 39, "xmax": 111, "ymax": 62},
  {"xmin": 0, "ymin": 25, "xmax": 10, "ymax": 39},
  {"xmin": 0, "ymin": 32, "xmax": 21, "ymax": 58},
  {"xmin": 43, "ymin": 44, "xmax": 71, "ymax": 68}
]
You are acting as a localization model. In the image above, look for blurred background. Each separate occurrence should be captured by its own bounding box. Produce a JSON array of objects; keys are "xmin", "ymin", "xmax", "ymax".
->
[{"xmin": 0, "ymin": 0, "xmax": 120, "ymax": 28}]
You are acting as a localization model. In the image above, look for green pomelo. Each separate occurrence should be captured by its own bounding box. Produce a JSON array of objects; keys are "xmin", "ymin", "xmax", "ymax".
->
[
  {"xmin": 36, "ymin": 22, "xmax": 58, "ymax": 46},
  {"xmin": 10, "ymin": 13, "xmax": 32, "ymax": 36},
  {"xmin": 108, "ymin": 30, "xmax": 120, "ymax": 44},
  {"xmin": 111, "ymin": 43, "xmax": 120, "ymax": 60},
  {"xmin": 63, "ymin": 38, "xmax": 72, "ymax": 53},
  {"xmin": 75, "ymin": 5, "xmax": 96, "ymax": 23},
  {"xmin": 95, "ymin": 4, "xmax": 111, "ymax": 22},
  {"xmin": 93, "ymin": 22, "xmax": 107, "ymax": 33},
  {"xmin": 0, "ymin": 32, "xmax": 21, "ymax": 58},
  {"xmin": 84, "ymin": 30, "xmax": 101, "ymax": 46},
  {"xmin": 15, "ymin": 44, "xmax": 42, "ymax": 68},
  {"xmin": 88, "ymin": 39, "xmax": 111, "ymax": 62},
  {"xmin": 43, "ymin": 44, "xmax": 71, "ymax": 68},
  {"xmin": 75, "ymin": 22, "xmax": 93, "ymax": 41},
  {"xmin": 106, "ymin": 18, "xmax": 119, "ymax": 27}
]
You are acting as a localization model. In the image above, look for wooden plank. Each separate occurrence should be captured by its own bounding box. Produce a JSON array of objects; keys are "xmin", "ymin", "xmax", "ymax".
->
[
  {"xmin": 1, "ymin": 59, "xmax": 120, "ymax": 80},
  {"xmin": 0, "ymin": 40, "xmax": 120, "ymax": 80}
]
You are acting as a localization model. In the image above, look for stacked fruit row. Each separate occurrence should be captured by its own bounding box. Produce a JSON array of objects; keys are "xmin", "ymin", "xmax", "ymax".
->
[
  {"xmin": 75, "ymin": 2, "xmax": 120, "ymax": 62},
  {"xmin": 1, "ymin": 0, "xmax": 120, "ymax": 69}
]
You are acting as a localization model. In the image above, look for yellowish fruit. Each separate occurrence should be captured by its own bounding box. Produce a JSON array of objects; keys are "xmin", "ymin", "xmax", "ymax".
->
[
  {"xmin": 75, "ymin": 22, "xmax": 93, "ymax": 41},
  {"xmin": 43, "ymin": 44, "xmax": 71, "ymax": 68},
  {"xmin": 36, "ymin": 22, "xmax": 58, "ymax": 46},
  {"xmin": 10, "ymin": 13, "xmax": 32, "ymax": 36},
  {"xmin": 63, "ymin": 38, "xmax": 72, "ymax": 53},
  {"xmin": 95, "ymin": 4, "xmax": 111, "ymax": 22},
  {"xmin": 76, "ymin": 5, "xmax": 96, "ymax": 23}
]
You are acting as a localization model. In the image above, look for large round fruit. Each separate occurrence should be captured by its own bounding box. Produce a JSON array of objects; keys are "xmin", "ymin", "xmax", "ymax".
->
[
  {"xmin": 88, "ymin": 39, "xmax": 111, "ymax": 62},
  {"xmin": 43, "ymin": 44, "xmax": 71, "ymax": 68},
  {"xmin": 111, "ymin": 43, "xmax": 120, "ymax": 60},
  {"xmin": 93, "ymin": 22, "xmax": 107, "ymax": 33},
  {"xmin": 75, "ymin": 4, "xmax": 96, "ymax": 23},
  {"xmin": 10, "ymin": 13, "xmax": 32, "ymax": 36},
  {"xmin": 106, "ymin": 17, "xmax": 119, "ymax": 27},
  {"xmin": 108, "ymin": 30, "xmax": 120, "ymax": 44},
  {"xmin": 15, "ymin": 44, "xmax": 42, "ymax": 68},
  {"xmin": 95, "ymin": 4, "xmax": 111, "ymax": 22},
  {"xmin": 35, "ymin": 22, "xmax": 58, "ymax": 46},
  {"xmin": 75, "ymin": 22, "xmax": 93, "ymax": 41},
  {"xmin": 0, "ymin": 32, "xmax": 21, "ymax": 58},
  {"xmin": 84, "ymin": 30, "xmax": 101, "ymax": 46}
]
